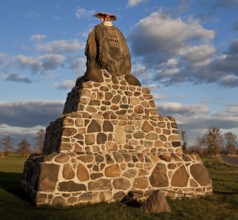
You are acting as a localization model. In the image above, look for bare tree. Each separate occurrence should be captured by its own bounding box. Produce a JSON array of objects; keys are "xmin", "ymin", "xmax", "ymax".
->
[
  {"xmin": 17, "ymin": 138, "xmax": 31, "ymax": 157},
  {"xmin": 181, "ymin": 129, "xmax": 188, "ymax": 153},
  {"xmin": 202, "ymin": 127, "xmax": 224, "ymax": 157},
  {"xmin": 1, "ymin": 136, "xmax": 13, "ymax": 157},
  {"xmin": 35, "ymin": 129, "xmax": 45, "ymax": 153},
  {"xmin": 224, "ymin": 132, "xmax": 237, "ymax": 155},
  {"xmin": 189, "ymin": 135, "xmax": 207, "ymax": 157}
]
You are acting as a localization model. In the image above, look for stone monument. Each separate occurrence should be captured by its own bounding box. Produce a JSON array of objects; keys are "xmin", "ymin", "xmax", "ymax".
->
[{"xmin": 21, "ymin": 13, "xmax": 212, "ymax": 206}]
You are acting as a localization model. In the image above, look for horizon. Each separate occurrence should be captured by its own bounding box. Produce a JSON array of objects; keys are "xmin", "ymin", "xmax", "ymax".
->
[{"xmin": 1, "ymin": 0, "xmax": 238, "ymax": 147}]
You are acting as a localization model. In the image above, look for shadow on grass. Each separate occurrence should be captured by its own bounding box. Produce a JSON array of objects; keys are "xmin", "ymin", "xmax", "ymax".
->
[{"xmin": 0, "ymin": 171, "xmax": 33, "ymax": 207}]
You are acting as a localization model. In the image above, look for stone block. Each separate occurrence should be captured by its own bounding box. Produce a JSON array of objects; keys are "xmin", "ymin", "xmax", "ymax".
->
[
  {"xmin": 38, "ymin": 164, "xmax": 59, "ymax": 192},
  {"xmin": 105, "ymin": 164, "xmax": 121, "ymax": 177},
  {"xmin": 150, "ymin": 163, "xmax": 169, "ymax": 187}
]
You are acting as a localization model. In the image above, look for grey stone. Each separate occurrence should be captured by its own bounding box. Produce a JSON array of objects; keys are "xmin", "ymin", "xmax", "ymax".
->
[
  {"xmin": 113, "ymin": 178, "xmax": 131, "ymax": 190},
  {"xmin": 38, "ymin": 164, "xmax": 59, "ymax": 192},
  {"xmin": 190, "ymin": 164, "xmax": 212, "ymax": 186},
  {"xmin": 97, "ymin": 133, "xmax": 107, "ymax": 144},
  {"xmin": 85, "ymin": 24, "xmax": 131, "ymax": 77},
  {"xmin": 87, "ymin": 120, "xmax": 101, "ymax": 133},
  {"xmin": 103, "ymin": 121, "xmax": 113, "ymax": 132},
  {"xmin": 58, "ymin": 181, "xmax": 86, "ymax": 192},
  {"xmin": 149, "ymin": 163, "xmax": 169, "ymax": 187},
  {"xmin": 140, "ymin": 190, "xmax": 171, "ymax": 213},
  {"xmin": 88, "ymin": 179, "xmax": 111, "ymax": 191},
  {"xmin": 171, "ymin": 165, "xmax": 189, "ymax": 187}
]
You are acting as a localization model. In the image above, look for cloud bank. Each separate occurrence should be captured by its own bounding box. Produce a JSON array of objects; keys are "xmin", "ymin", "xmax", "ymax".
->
[{"xmin": 129, "ymin": 11, "xmax": 238, "ymax": 88}]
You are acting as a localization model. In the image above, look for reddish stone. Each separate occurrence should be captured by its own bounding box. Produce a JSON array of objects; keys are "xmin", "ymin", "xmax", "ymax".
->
[
  {"xmin": 63, "ymin": 164, "xmax": 75, "ymax": 179},
  {"xmin": 38, "ymin": 164, "xmax": 59, "ymax": 192},
  {"xmin": 142, "ymin": 88, "xmax": 150, "ymax": 94},
  {"xmin": 154, "ymin": 140, "xmax": 163, "ymax": 148},
  {"xmin": 52, "ymin": 197, "xmax": 66, "ymax": 206},
  {"xmin": 142, "ymin": 121, "xmax": 153, "ymax": 132},
  {"xmin": 77, "ymin": 163, "xmax": 89, "ymax": 181},
  {"xmin": 133, "ymin": 177, "xmax": 149, "ymax": 189},
  {"xmin": 149, "ymin": 163, "xmax": 169, "ymax": 187},
  {"xmin": 171, "ymin": 165, "xmax": 189, "ymax": 187},
  {"xmin": 159, "ymin": 155, "xmax": 171, "ymax": 162},
  {"xmin": 134, "ymin": 105, "xmax": 144, "ymax": 114},
  {"xmin": 67, "ymin": 197, "xmax": 77, "ymax": 204},
  {"xmin": 105, "ymin": 164, "xmax": 121, "ymax": 177},
  {"xmin": 85, "ymin": 134, "xmax": 95, "ymax": 145},
  {"xmin": 106, "ymin": 142, "xmax": 118, "ymax": 151}
]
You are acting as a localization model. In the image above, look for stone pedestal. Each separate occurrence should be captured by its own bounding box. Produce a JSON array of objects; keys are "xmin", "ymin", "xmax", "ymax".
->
[{"xmin": 21, "ymin": 70, "xmax": 212, "ymax": 206}]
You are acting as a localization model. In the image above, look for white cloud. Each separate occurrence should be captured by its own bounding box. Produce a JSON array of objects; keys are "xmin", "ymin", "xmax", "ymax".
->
[
  {"xmin": 127, "ymin": 0, "xmax": 148, "ymax": 7},
  {"xmin": 0, "ymin": 101, "xmax": 64, "ymax": 127},
  {"xmin": 220, "ymin": 75, "xmax": 238, "ymax": 87},
  {"xmin": 25, "ymin": 11, "xmax": 40, "ymax": 18},
  {"xmin": 182, "ymin": 44, "xmax": 216, "ymax": 63},
  {"xmin": 228, "ymin": 105, "xmax": 238, "ymax": 113},
  {"xmin": 53, "ymin": 80, "xmax": 75, "ymax": 90},
  {"xmin": 128, "ymin": 12, "xmax": 238, "ymax": 87},
  {"xmin": 30, "ymin": 34, "xmax": 47, "ymax": 41},
  {"xmin": 158, "ymin": 102, "xmax": 209, "ymax": 116},
  {"xmin": 16, "ymin": 54, "xmax": 65, "ymax": 72},
  {"xmin": 0, "ymin": 124, "xmax": 44, "ymax": 136},
  {"xmin": 68, "ymin": 57, "xmax": 86, "ymax": 73},
  {"xmin": 75, "ymin": 7, "xmax": 95, "ymax": 20},
  {"xmin": 35, "ymin": 39, "xmax": 84, "ymax": 53},
  {"xmin": 0, "ymin": 53, "xmax": 11, "ymax": 67},
  {"xmin": 129, "ymin": 12, "xmax": 214, "ymax": 57}
]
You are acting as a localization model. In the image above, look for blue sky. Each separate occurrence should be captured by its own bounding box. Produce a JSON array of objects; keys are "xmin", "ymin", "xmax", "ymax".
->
[{"xmin": 1, "ymin": 0, "xmax": 238, "ymax": 147}]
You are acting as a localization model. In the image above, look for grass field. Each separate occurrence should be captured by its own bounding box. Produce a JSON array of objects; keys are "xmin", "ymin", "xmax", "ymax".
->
[{"xmin": 0, "ymin": 156, "xmax": 238, "ymax": 220}]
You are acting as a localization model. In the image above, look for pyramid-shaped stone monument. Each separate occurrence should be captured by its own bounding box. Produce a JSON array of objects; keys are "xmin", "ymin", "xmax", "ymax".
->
[{"xmin": 21, "ymin": 13, "xmax": 212, "ymax": 206}]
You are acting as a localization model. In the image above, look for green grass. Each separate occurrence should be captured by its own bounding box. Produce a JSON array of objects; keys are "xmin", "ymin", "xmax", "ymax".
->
[{"xmin": 0, "ymin": 157, "xmax": 238, "ymax": 220}]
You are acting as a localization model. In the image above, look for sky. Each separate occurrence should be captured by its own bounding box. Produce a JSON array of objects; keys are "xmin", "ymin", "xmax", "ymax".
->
[{"xmin": 1, "ymin": 0, "xmax": 238, "ymax": 147}]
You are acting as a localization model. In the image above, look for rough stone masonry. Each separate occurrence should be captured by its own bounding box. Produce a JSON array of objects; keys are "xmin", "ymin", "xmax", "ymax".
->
[{"xmin": 21, "ymin": 13, "xmax": 213, "ymax": 206}]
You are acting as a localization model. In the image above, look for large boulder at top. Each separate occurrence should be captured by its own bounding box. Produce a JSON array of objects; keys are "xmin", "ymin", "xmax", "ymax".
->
[{"xmin": 85, "ymin": 24, "xmax": 132, "ymax": 78}]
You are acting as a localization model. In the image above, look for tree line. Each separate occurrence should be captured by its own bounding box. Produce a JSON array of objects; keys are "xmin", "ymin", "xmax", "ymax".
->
[
  {"xmin": 0, "ymin": 129, "xmax": 45, "ymax": 157},
  {"xmin": 182, "ymin": 127, "xmax": 237, "ymax": 157},
  {"xmin": 1, "ymin": 127, "xmax": 237, "ymax": 158}
]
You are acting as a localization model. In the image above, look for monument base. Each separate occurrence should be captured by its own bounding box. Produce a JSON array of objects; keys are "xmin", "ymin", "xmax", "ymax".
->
[{"xmin": 21, "ymin": 151, "xmax": 212, "ymax": 206}]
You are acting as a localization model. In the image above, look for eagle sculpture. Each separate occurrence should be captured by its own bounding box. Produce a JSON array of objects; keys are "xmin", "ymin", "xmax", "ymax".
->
[{"xmin": 94, "ymin": 12, "xmax": 117, "ymax": 22}]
